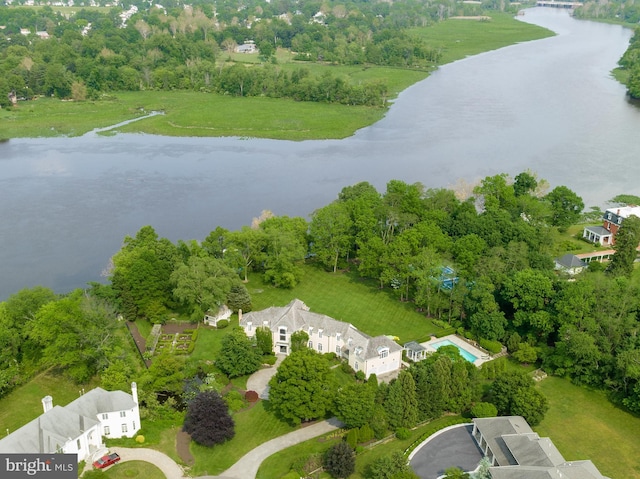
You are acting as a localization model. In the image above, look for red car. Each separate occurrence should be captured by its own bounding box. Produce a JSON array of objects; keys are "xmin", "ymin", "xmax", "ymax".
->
[{"xmin": 93, "ymin": 453, "xmax": 121, "ymax": 469}]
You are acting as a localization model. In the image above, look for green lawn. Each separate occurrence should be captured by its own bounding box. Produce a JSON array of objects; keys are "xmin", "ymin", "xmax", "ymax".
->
[
  {"xmin": 0, "ymin": 372, "xmax": 99, "ymax": 434},
  {"xmin": 535, "ymin": 376, "xmax": 640, "ymax": 479},
  {"xmin": 246, "ymin": 263, "xmax": 440, "ymax": 344},
  {"xmin": 257, "ymin": 416, "xmax": 464, "ymax": 479},
  {"xmin": 103, "ymin": 460, "xmax": 166, "ymax": 479},
  {"xmin": 189, "ymin": 401, "xmax": 295, "ymax": 476},
  {"xmin": 410, "ymin": 12, "xmax": 554, "ymax": 65}
]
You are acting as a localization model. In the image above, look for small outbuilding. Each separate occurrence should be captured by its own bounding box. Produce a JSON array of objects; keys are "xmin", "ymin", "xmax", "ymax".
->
[{"xmin": 554, "ymin": 253, "xmax": 587, "ymax": 275}]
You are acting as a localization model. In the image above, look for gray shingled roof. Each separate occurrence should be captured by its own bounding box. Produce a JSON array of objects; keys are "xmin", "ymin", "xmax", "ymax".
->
[
  {"xmin": 475, "ymin": 417, "xmax": 610, "ymax": 479},
  {"xmin": 0, "ymin": 387, "xmax": 136, "ymax": 455},
  {"xmin": 0, "ymin": 406, "xmax": 100, "ymax": 454},
  {"xmin": 66, "ymin": 387, "xmax": 136, "ymax": 417},
  {"xmin": 241, "ymin": 299, "xmax": 401, "ymax": 360},
  {"xmin": 555, "ymin": 254, "xmax": 587, "ymax": 269}
]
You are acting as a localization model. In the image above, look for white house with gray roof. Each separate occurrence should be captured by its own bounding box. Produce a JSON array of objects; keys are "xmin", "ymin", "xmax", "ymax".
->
[
  {"xmin": 472, "ymin": 416, "xmax": 610, "ymax": 479},
  {"xmin": 0, "ymin": 383, "xmax": 140, "ymax": 463},
  {"xmin": 240, "ymin": 299, "xmax": 402, "ymax": 378}
]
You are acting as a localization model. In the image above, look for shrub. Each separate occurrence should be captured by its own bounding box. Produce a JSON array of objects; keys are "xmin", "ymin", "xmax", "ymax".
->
[
  {"xmin": 471, "ymin": 402, "xmax": 498, "ymax": 418},
  {"xmin": 217, "ymin": 320, "xmax": 229, "ymax": 329},
  {"xmin": 479, "ymin": 338, "xmax": 502, "ymax": 354},
  {"xmin": 262, "ymin": 354, "xmax": 277, "ymax": 365},
  {"xmin": 355, "ymin": 370, "xmax": 366, "ymax": 381},
  {"xmin": 324, "ymin": 442, "xmax": 355, "ymax": 479},
  {"xmin": 358, "ymin": 424, "xmax": 374, "ymax": 443},
  {"xmin": 341, "ymin": 362, "xmax": 355, "ymax": 375},
  {"xmin": 395, "ymin": 427, "xmax": 411, "ymax": 440},
  {"xmin": 224, "ymin": 390, "xmax": 246, "ymax": 412},
  {"xmin": 345, "ymin": 428, "xmax": 359, "ymax": 448},
  {"xmin": 245, "ymin": 390, "xmax": 259, "ymax": 402},
  {"xmin": 135, "ymin": 435, "xmax": 145, "ymax": 443}
]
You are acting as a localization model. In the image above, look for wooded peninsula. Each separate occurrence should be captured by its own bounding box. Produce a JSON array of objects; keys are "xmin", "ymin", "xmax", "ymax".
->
[{"xmin": 0, "ymin": 1, "xmax": 555, "ymax": 139}]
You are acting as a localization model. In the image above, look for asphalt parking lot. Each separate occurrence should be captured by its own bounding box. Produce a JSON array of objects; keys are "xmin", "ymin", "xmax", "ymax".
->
[{"xmin": 409, "ymin": 424, "xmax": 483, "ymax": 479}]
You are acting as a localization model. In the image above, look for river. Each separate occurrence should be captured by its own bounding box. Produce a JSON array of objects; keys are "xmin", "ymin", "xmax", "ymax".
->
[{"xmin": 0, "ymin": 8, "xmax": 638, "ymax": 298}]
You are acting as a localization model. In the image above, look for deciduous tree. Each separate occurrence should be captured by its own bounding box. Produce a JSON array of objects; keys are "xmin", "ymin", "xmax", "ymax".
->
[
  {"xmin": 217, "ymin": 328, "xmax": 262, "ymax": 378},
  {"xmin": 268, "ymin": 349, "xmax": 334, "ymax": 425},
  {"xmin": 183, "ymin": 390, "xmax": 235, "ymax": 446}
]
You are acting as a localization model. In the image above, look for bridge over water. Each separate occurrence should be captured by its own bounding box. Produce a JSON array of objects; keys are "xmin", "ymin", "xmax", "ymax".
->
[{"xmin": 536, "ymin": 0, "xmax": 583, "ymax": 8}]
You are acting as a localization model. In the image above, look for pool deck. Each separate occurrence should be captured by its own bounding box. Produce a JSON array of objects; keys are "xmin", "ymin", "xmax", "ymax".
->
[{"xmin": 420, "ymin": 334, "xmax": 491, "ymax": 367}]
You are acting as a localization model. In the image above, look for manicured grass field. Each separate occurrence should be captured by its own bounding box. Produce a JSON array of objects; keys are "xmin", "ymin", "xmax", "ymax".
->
[
  {"xmin": 246, "ymin": 263, "xmax": 440, "ymax": 344},
  {"xmin": 104, "ymin": 460, "xmax": 166, "ymax": 479},
  {"xmin": 535, "ymin": 376, "xmax": 640, "ymax": 479},
  {"xmin": 0, "ymin": 372, "xmax": 99, "ymax": 434},
  {"xmin": 189, "ymin": 401, "xmax": 295, "ymax": 476}
]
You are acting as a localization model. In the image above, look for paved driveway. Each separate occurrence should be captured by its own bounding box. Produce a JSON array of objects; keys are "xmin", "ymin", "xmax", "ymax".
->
[
  {"xmin": 409, "ymin": 424, "xmax": 483, "ymax": 479},
  {"xmin": 246, "ymin": 354, "xmax": 285, "ymax": 399}
]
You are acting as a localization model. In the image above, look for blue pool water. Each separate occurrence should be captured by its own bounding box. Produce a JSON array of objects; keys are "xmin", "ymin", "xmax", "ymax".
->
[{"xmin": 431, "ymin": 339, "xmax": 478, "ymax": 363}]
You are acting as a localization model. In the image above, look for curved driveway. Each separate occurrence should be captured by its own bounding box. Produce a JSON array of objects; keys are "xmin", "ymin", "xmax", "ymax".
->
[
  {"xmin": 409, "ymin": 424, "xmax": 483, "ymax": 479},
  {"xmin": 110, "ymin": 417, "xmax": 342, "ymax": 479},
  {"xmin": 111, "ymin": 446, "xmax": 188, "ymax": 478}
]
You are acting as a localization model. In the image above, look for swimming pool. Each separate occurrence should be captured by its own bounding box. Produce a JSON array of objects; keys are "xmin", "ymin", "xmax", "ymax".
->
[{"xmin": 431, "ymin": 339, "xmax": 478, "ymax": 363}]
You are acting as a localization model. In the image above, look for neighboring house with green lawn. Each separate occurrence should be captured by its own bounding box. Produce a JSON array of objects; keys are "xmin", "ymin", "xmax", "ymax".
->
[
  {"xmin": 240, "ymin": 299, "xmax": 402, "ymax": 378},
  {"xmin": 0, "ymin": 383, "xmax": 140, "ymax": 463}
]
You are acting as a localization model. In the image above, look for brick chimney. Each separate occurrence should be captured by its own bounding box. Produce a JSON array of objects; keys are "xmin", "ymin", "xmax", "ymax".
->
[{"xmin": 42, "ymin": 395, "xmax": 53, "ymax": 413}]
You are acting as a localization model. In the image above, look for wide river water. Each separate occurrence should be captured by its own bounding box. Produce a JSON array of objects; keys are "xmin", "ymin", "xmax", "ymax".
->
[{"xmin": 0, "ymin": 8, "xmax": 638, "ymax": 298}]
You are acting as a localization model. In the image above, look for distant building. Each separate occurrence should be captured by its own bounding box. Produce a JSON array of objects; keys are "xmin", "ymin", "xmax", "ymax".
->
[
  {"xmin": 0, "ymin": 383, "xmax": 140, "ymax": 463},
  {"xmin": 235, "ymin": 41, "xmax": 257, "ymax": 53},
  {"xmin": 554, "ymin": 253, "xmax": 587, "ymax": 275},
  {"xmin": 204, "ymin": 304, "xmax": 232, "ymax": 327},
  {"xmin": 583, "ymin": 205, "xmax": 640, "ymax": 246}
]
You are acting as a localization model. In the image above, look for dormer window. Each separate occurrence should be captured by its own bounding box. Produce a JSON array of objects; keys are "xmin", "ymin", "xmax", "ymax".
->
[
  {"xmin": 378, "ymin": 347, "xmax": 389, "ymax": 359},
  {"xmin": 318, "ymin": 329, "xmax": 323, "ymax": 338},
  {"xmin": 308, "ymin": 326, "xmax": 313, "ymax": 335},
  {"xmin": 618, "ymin": 217, "xmax": 622, "ymax": 224},
  {"xmin": 348, "ymin": 337, "xmax": 353, "ymax": 346},
  {"xmin": 336, "ymin": 333, "xmax": 341, "ymax": 342},
  {"xmin": 607, "ymin": 213, "xmax": 612, "ymax": 220},
  {"xmin": 355, "ymin": 346, "xmax": 363, "ymax": 356},
  {"xmin": 247, "ymin": 322, "xmax": 253, "ymax": 332}
]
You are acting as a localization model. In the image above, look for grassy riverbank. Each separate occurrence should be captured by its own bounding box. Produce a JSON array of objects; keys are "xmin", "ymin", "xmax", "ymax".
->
[{"xmin": 0, "ymin": 13, "xmax": 552, "ymax": 140}]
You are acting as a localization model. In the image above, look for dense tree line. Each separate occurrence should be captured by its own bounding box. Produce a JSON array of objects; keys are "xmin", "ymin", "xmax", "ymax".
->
[
  {"xmin": 0, "ymin": 0, "xmax": 471, "ymax": 107},
  {"xmin": 618, "ymin": 27, "xmax": 640, "ymax": 99},
  {"xmin": 573, "ymin": 1, "xmax": 640, "ymax": 98}
]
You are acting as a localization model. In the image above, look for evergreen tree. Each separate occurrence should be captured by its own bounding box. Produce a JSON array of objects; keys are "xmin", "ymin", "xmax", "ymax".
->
[
  {"xmin": 607, "ymin": 216, "xmax": 640, "ymax": 277},
  {"xmin": 255, "ymin": 326, "xmax": 273, "ymax": 356},
  {"xmin": 226, "ymin": 283, "xmax": 252, "ymax": 312},
  {"xmin": 183, "ymin": 390, "xmax": 235, "ymax": 446},
  {"xmin": 324, "ymin": 442, "xmax": 355, "ymax": 479},
  {"xmin": 384, "ymin": 371, "xmax": 418, "ymax": 430}
]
